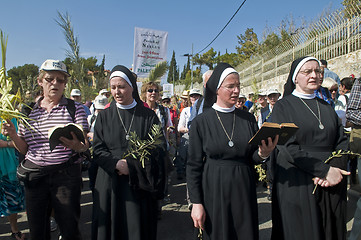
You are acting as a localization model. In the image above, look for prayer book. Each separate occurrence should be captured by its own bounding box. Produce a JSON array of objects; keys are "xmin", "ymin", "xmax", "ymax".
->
[
  {"xmin": 48, "ymin": 123, "xmax": 85, "ymax": 151},
  {"xmin": 248, "ymin": 122, "xmax": 299, "ymax": 146}
]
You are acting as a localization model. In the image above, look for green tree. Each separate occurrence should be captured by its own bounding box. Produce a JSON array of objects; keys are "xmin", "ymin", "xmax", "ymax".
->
[
  {"xmin": 96, "ymin": 55, "xmax": 108, "ymax": 90},
  {"xmin": 167, "ymin": 51, "xmax": 179, "ymax": 83},
  {"xmin": 180, "ymin": 57, "xmax": 191, "ymax": 80},
  {"xmin": 7, "ymin": 64, "xmax": 38, "ymax": 95},
  {"xmin": 236, "ymin": 28, "xmax": 260, "ymax": 62},
  {"xmin": 260, "ymin": 32, "xmax": 281, "ymax": 53},
  {"xmin": 216, "ymin": 50, "xmax": 240, "ymax": 67}
]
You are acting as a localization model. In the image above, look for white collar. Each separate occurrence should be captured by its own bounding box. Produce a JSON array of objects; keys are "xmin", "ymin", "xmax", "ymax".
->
[
  {"xmin": 116, "ymin": 100, "xmax": 137, "ymax": 109},
  {"xmin": 292, "ymin": 90, "xmax": 316, "ymax": 99},
  {"xmin": 212, "ymin": 103, "xmax": 235, "ymax": 113}
]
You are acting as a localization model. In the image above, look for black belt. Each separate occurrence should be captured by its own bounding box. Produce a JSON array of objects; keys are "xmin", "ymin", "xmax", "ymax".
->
[
  {"xmin": 300, "ymin": 145, "xmax": 333, "ymax": 152},
  {"xmin": 207, "ymin": 158, "xmax": 249, "ymax": 166}
]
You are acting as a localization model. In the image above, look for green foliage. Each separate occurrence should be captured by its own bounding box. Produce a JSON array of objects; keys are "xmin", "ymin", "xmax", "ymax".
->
[
  {"xmin": 260, "ymin": 32, "xmax": 281, "ymax": 53},
  {"xmin": 148, "ymin": 61, "xmax": 168, "ymax": 82},
  {"xmin": 7, "ymin": 64, "xmax": 38, "ymax": 95},
  {"xmin": 193, "ymin": 48, "xmax": 217, "ymax": 70},
  {"xmin": 167, "ymin": 51, "xmax": 179, "ymax": 83},
  {"xmin": 216, "ymin": 51, "xmax": 240, "ymax": 67},
  {"xmin": 124, "ymin": 124, "xmax": 164, "ymax": 168},
  {"xmin": 236, "ymin": 28, "xmax": 260, "ymax": 62}
]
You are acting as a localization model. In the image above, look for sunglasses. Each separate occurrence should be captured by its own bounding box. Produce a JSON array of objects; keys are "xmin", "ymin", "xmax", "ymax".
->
[{"xmin": 147, "ymin": 89, "xmax": 159, "ymax": 93}]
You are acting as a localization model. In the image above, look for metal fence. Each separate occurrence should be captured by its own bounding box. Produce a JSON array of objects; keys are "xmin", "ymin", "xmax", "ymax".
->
[{"xmin": 236, "ymin": 5, "xmax": 361, "ymax": 90}]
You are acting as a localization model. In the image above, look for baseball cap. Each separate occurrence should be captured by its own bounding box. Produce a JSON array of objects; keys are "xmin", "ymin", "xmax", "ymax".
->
[
  {"xmin": 70, "ymin": 89, "xmax": 81, "ymax": 96},
  {"xmin": 258, "ymin": 89, "xmax": 267, "ymax": 96},
  {"xmin": 94, "ymin": 95, "xmax": 108, "ymax": 110},
  {"xmin": 267, "ymin": 88, "xmax": 281, "ymax": 96},
  {"xmin": 99, "ymin": 89, "xmax": 110, "ymax": 95},
  {"xmin": 162, "ymin": 94, "xmax": 171, "ymax": 100},
  {"xmin": 39, "ymin": 59, "xmax": 70, "ymax": 77},
  {"xmin": 239, "ymin": 93, "xmax": 246, "ymax": 98},
  {"xmin": 189, "ymin": 89, "xmax": 202, "ymax": 96}
]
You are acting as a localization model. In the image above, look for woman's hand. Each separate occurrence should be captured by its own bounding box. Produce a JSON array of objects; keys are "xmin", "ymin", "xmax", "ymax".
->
[
  {"xmin": 313, "ymin": 167, "xmax": 350, "ymax": 187},
  {"xmin": 325, "ymin": 167, "xmax": 349, "ymax": 186},
  {"xmin": 191, "ymin": 203, "xmax": 206, "ymax": 230},
  {"xmin": 59, "ymin": 131, "xmax": 88, "ymax": 152},
  {"xmin": 1, "ymin": 120, "xmax": 17, "ymax": 139},
  {"xmin": 258, "ymin": 135, "xmax": 279, "ymax": 159},
  {"xmin": 116, "ymin": 159, "xmax": 129, "ymax": 175}
]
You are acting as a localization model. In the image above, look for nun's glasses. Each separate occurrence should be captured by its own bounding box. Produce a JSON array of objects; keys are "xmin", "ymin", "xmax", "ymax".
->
[{"xmin": 299, "ymin": 69, "xmax": 323, "ymax": 76}]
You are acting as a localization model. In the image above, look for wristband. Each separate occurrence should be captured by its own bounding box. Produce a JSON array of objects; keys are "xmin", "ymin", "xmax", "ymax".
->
[{"xmin": 7, "ymin": 141, "xmax": 10, "ymax": 147}]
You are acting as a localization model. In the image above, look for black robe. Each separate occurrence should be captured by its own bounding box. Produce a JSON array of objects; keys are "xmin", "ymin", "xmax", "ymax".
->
[
  {"xmin": 92, "ymin": 101, "xmax": 166, "ymax": 240},
  {"xmin": 271, "ymin": 95, "xmax": 348, "ymax": 240},
  {"xmin": 187, "ymin": 108, "xmax": 264, "ymax": 240}
]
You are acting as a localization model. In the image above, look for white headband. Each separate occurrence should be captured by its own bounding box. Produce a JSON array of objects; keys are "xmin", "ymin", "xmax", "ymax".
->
[
  {"xmin": 292, "ymin": 57, "xmax": 320, "ymax": 83},
  {"xmin": 217, "ymin": 67, "xmax": 238, "ymax": 89},
  {"xmin": 109, "ymin": 71, "xmax": 133, "ymax": 88}
]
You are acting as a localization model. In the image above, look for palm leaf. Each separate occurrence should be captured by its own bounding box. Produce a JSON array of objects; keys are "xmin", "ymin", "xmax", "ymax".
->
[{"xmin": 148, "ymin": 61, "xmax": 168, "ymax": 82}]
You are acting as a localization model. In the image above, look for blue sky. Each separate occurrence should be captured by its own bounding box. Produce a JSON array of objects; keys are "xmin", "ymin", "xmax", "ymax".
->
[{"xmin": 1, "ymin": 0, "xmax": 343, "ymax": 74}]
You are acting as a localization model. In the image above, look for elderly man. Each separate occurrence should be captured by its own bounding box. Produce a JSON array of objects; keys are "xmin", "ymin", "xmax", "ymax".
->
[
  {"xmin": 71, "ymin": 88, "xmax": 91, "ymax": 116},
  {"xmin": 2, "ymin": 59, "xmax": 89, "ymax": 240}
]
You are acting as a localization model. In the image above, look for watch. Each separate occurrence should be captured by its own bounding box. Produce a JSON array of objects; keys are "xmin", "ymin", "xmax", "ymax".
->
[{"xmin": 7, "ymin": 141, "xmax": 10, "ymax": 147}]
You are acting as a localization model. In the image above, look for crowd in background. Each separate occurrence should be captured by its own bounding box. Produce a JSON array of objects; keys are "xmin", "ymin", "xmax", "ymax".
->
[{"xmin": 1, "ymin": 57, "xmax": 361, "ymax": 240}]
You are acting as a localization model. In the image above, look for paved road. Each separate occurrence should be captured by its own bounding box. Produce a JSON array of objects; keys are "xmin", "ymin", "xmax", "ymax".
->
[{"xmin": 0, "ymin": 171, "xmax": 359, "ymax": 239}]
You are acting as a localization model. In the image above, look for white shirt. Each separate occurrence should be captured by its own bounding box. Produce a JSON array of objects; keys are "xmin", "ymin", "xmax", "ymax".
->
[{"xmin": 178, "ymin": 107, "xmax": 191, "ymax": 132}]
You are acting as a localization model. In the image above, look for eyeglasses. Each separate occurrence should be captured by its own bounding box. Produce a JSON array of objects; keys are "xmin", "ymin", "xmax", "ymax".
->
[
  {"xmin": 147, "ymin": 89, "xmax": 159, "ymax": 93},
  {"xmin": 44, "ymin": 77, "xmax": 67, "ymax": 84},
  {"xmin": 221, "ymin": 84, "xmax": 240, "ymax": 91},
  {"xmin": 299, "ymin": 69, "xmax": 323, "ymax": 76}
]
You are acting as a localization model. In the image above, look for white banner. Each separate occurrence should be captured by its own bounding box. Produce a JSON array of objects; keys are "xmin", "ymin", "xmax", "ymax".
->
[
  {"xmin": 133, "ymin": 27, "xmax": 168, "ymax": 78},
  {"xmin": 162, "ymin": 83, "xmax": 173, "ymax": 97}
]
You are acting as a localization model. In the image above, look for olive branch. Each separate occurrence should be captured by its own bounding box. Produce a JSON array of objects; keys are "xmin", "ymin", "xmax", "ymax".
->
[
  {"xmin": 255, "ymin": 164, "xmax": 267, "ymax": 182},
  {"xmin": 312, "ymin": 150, "xmax": 361, "ymax": 194},
  {"xmin": 123, "ymin": 124, "xmax": 164, "ymax": 168}
]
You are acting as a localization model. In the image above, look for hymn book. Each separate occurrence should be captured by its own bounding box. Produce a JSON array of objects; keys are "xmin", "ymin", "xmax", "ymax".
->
[
  {"xmin": 48, "ymin": 123, "xmax": 85, "ymax": 151},
  {"xmin": 248, "ymin": 122, "xmax": 299, "ymax": 146}
]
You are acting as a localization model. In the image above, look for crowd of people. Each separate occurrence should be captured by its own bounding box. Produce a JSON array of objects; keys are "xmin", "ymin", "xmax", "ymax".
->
[{"xmin": 0, "ymin": 57, "xmax": 360, "ymax": 240}]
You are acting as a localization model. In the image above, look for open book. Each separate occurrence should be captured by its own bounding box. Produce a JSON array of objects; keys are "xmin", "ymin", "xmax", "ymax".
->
[
  {"xmin": 48, "ymin": 123, "xmax": 85, "ymax": 151},
  {"xmin": 248, "ymin": 122, "xmax": 299, "ymax": 146}
]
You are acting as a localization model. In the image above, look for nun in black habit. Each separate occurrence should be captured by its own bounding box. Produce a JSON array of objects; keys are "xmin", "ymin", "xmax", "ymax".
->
[
  {"xmin": 92, "ymin": 65, "xmax": 166, "ymax": 240},
  {"xmin": 271, "ymin": 56, "xmax": 349, "ymax": 240},
  {"xmin": 186, "ymin": 63, "xmax": 278, "ymax": 240}
]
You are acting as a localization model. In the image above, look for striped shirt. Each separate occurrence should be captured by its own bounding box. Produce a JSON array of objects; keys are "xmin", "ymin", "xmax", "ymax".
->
[{"xmin": 19, "ymin": 96, "xmax": 89, "ymax": 166}]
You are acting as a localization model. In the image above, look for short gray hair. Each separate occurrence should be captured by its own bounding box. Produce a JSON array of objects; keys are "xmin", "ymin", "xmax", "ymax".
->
[{"xmin": 202, "ymin": 70, "xmax": 213, "ymax": 83}]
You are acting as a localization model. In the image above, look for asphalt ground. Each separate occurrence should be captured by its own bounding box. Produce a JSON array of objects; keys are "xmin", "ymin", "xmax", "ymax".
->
[{"xmin": 0, "ymin": 171, "xmax": 359, "ymax": 240}]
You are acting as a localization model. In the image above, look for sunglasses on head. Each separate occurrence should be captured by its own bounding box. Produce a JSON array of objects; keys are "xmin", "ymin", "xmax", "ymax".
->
[{"xmin": 147, "ymin": 89, "xmax": 159, "ymax": 93}]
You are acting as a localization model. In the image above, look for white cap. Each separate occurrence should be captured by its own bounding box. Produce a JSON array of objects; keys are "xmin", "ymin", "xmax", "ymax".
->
[
  {"xmin": 94, "ymin": 95, "xmax": 108, "ymax": 110},
  {"xmin": 39, "ymin": 59, "xmax": 70, "ymax": 76},
  {"xmin": 258, "ymin": 89, "xmax": 267, "ymax": 96},
  {"xmin": 99, "ymin": 89, "xmax": 110, "ymax": 95},
  {"xmin": 162, "ymin": 94, "xmax": 171, "ymax": 100},
  {"xmin": 239, "ymin": 93, "xmax": 246, "ymax": 98},
  {"xmin": 267, "ymin": 88, "xmax": 281, "ymax": 96},
  {"xmin": 189, "ymin": 89, "xmax": 202, "ymax": 96},
  {"xmin": 70, "ymin": 89, "xmax": 81, "ymax": 96}
]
